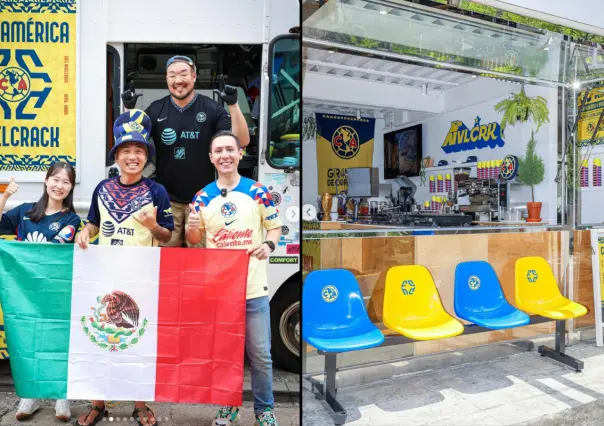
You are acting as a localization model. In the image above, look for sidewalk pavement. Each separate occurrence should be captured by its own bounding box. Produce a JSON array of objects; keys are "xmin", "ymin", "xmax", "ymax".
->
[
  {"xmin": 0, "ymin": 399, "xmax": 300, "ymax": 426},
  {"xmin": 0, "ymin": 365, "xmax": 300, "ymax": 426},
  {"xmin": 303, "ymin": 337, "xmax": 604, "ymax": 425}
]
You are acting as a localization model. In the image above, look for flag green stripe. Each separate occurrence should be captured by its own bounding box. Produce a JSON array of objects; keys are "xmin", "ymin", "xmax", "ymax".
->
[{"xmin": 0, "ymin": 241, "xmax": 74, "ymax": 399}]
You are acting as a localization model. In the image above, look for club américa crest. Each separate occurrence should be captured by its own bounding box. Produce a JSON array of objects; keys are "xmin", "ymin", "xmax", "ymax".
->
[
  {"xmin": 81, "ymin": 291, "xmax": 147, "ymax": 352},
  {"xmin": 331, "ymin": 126, "xmax": 360, "ymax": 159}
]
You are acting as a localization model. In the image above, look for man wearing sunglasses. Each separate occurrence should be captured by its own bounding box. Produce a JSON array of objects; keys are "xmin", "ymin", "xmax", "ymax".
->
[{"xmin": 121, "ymin": 55, "xmax": 250, "ymax": 248}]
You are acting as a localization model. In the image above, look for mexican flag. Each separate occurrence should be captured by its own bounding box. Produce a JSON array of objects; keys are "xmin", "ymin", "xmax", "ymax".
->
[{"xmin": 0, "ymin": 241, "xmax": 248, "ymax": 405}]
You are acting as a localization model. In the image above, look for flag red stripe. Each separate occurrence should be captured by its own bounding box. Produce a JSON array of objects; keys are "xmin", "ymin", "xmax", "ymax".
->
[{"xmin": 155, "ymin": 247, "xmax": 249, "ymax": 404}]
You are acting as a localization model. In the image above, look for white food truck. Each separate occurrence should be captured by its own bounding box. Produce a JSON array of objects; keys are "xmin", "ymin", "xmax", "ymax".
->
[{"xmin": 0, "ymin": 0, "xmax": 301, "ymax": 372}]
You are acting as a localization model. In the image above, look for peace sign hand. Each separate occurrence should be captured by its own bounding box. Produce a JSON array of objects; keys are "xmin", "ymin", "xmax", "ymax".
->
[
  {"xmin": 213, "ymin": 75, "xmax": 238, "ymax": 106},
  {"xmin": 121, "ymin": 80, "xmax": 142, "ymax": 109}
]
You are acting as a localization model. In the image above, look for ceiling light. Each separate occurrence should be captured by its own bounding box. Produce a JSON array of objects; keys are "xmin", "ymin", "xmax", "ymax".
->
[
  {"xmin": 379, "ymin": 9, "xmax": 387, "ymax": 15},
  {"xmin": 573, "ymin": 81, "xmax": 581, "ymax": 89}
]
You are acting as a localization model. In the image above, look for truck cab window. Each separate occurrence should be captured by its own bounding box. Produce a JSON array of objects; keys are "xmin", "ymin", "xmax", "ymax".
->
[{"xmin": 268, "ymin": 37, "xmax": 300, "ymax": 169}]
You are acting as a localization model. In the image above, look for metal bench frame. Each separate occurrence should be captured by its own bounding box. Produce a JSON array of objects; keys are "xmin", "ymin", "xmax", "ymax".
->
[{"xmin": 303, "ymin": 315, "xmax": 582, "ymax": 425}]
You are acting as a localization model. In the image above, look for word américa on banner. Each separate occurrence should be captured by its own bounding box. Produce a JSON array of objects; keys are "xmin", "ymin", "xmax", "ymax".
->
[{"xmin": 0, "ymin": 242, "xmax": 249, "ymax": 405}]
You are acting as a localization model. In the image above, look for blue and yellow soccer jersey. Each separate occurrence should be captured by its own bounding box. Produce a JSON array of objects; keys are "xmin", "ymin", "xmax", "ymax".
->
[
  {"xmin": 0, "ymin": 202, "xmax": 81, "ymax": 243},
  {"xmin": 191, "ymin": 177, "xmax": 282, "ymax": 299},
  {"xmin": 88, "ymin": 177, "xmax": 174, "ymax": 247}
]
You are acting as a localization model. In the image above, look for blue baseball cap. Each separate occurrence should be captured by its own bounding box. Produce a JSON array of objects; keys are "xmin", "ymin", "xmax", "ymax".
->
[
  {"xmin": 109, "ymin": 109, "xmax": 155, "ymax": 159},
  {"xmin": 166, "ymin": 55, "xmax": 196, "ymax": 72}
]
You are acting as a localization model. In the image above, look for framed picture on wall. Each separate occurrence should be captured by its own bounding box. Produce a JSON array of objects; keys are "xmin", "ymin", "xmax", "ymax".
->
[{"xmin": 383, "ymin": 124, "xmax": 422, "ymax": 179}]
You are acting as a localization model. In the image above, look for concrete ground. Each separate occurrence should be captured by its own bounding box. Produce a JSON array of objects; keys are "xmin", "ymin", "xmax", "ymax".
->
[
  {"xmin": 0, "ymin": 399, "xmax": 299, "ymax": 425},
  {"xmin": 0, "ymin": 364, "xmax": 300, "ymax": 426},
  {"xmin": 303, "ymin": 337, "xmax": 604, "ymax": 425}
]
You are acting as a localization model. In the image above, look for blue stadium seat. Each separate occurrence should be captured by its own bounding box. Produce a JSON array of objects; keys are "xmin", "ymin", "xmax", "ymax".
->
[
  {"xmin": 303, "ymin": 269, "xmax": 384, "ymax": 353},
  {"xmin": 454, "ymin": 261, "xmax": 530, "ymax": 329}
]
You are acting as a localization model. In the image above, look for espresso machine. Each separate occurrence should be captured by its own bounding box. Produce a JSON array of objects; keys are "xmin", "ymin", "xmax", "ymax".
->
[
  {"xmin": 396, "ymin": 176, "xmax": 418, "ymax": 214},
  {"xmin": 456, "ymin": 178, "xmax": 500, "ymax": 221}
]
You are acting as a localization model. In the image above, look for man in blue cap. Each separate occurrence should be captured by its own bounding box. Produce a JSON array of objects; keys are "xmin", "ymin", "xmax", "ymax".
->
[
  {"xmin": 75, "ymin": 109, "xmax": 173, "ymax": 426},
  {"xmin": 121, "ymin": 55, "xmax": 250, "ymax": 249}
]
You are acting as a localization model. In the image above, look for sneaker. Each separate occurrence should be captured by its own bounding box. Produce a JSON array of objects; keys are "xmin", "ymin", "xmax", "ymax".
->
[
  {"xmin": 55, "ymin": 399, "xmax": 71, "ymax": 422},
  {"xmin": 15, "ymin": 398, "xmax": 40, "ymax": 421},
  {"xmin": 212, "ymin": 406, "xmax": 240, "ymax": 426},
  {"xmin": 255, "ymin": 408, "xmax": 278, "ymax": 426}
]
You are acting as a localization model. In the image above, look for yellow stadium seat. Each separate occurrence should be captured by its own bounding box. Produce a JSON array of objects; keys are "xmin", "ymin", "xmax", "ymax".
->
[
  {"xmin": 515, "ymin": 257, "xmax": 587, "ymax": 320},
  {"xmin": 383, "ymin": 265, "xmax": 464, "ymax": 340}
]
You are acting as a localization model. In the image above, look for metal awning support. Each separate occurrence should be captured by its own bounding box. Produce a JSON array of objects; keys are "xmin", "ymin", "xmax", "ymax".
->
[{"xmin": 303, "ymin": 36, "xmax": 574, "ymax": 88}]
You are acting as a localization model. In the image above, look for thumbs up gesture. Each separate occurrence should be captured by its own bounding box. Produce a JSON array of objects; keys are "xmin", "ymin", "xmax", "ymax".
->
[
  {"xmin": 133, "ymin": 205, "xmax": 158, "ymax": 230},
  {"xmin": 2, "ymin": 177, "xmax": 18, "ymax": 200},
  {"xmin": 188, "ymin": 203, "xmax": 201, "ymax": 229}
]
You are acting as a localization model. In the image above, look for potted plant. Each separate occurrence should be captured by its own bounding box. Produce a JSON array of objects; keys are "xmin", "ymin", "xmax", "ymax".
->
[
  {"xmin": 494, "ymin": 85, "xmax": 549, "ymax": 135},
  {"xmin": 517, "ymin": 131, "xmax": 546, "ymax": 222}
]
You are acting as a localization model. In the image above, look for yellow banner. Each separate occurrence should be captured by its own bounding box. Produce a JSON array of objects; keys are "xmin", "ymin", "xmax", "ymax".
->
[
  {"xmin": 0, "ymin": 1, "xmax": 77, "ymax": 171},
  {"xmin": 315, "ymin": 114, "xmax": 375, "ymax": 194},
  {"xmin": 577, "ymin": 88, "xmax": 604, "ymax": 147}
]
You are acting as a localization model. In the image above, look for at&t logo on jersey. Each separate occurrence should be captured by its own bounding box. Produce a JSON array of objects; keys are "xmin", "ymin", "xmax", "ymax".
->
[
  {"xmin": 161, "ymin": 128, "xmax": 177, "ymax": 145},
  {"xmin": 221, "ymin": 202, "xmax": 237, "ymax": 218},
  {"xmin": 102, "ymin": 221, "xmax": 115, "ymax": 237}
]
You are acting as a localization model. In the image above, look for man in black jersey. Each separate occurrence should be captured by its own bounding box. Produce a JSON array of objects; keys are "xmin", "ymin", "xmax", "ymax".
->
[{"xmin": 121, "ymin": 55, "xmax": 250, "ymax": 247}]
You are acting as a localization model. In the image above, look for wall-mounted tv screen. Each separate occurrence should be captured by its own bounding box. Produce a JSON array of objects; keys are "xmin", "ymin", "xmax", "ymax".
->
[{"xmin": 383, "ymin": 124, "xmax": 422, "ymax": 179}]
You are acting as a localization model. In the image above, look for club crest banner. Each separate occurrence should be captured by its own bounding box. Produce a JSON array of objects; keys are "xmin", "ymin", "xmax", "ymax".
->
[
  {"xmin": 0, "ymin": 0, "xmax": 77, "ymax": 172},
  {"xmin": 577, "ymin": 88, "xmax": 604, "ymax": 147},
  {"xmin": 315, "ymin": 113, "xmax": 375, "ymax": 194}
]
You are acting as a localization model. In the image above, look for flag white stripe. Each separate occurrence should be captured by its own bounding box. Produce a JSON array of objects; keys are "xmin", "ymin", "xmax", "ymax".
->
[{"xmin": 66, "ymin": 245, "xmax": 160, "ymax": 401}]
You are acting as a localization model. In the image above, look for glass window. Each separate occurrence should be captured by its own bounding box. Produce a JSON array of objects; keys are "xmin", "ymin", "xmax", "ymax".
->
[{"xmin": 268, "ymin": 36, "xmax": 300, "ymax": 169}]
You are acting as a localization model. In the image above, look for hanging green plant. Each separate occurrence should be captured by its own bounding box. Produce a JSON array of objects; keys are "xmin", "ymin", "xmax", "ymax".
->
[{"xmin": 494, "ymin": 85, "xmax": 550, "ymax": 135}]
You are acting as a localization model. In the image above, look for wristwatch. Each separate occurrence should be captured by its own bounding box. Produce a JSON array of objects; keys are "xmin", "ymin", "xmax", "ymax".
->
[{"xmin": 263, "ymin": 240, "xmax": 275, "ymax": 252}]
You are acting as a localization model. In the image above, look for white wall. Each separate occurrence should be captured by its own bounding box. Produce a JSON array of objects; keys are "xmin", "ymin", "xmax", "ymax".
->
[
  {"xmin": 303, "ymin": 78, "xmax": 559, "ymax": 223},
  {"xmin": 413, "ymin": 81, "xmax": 558, "ymax": 223}
]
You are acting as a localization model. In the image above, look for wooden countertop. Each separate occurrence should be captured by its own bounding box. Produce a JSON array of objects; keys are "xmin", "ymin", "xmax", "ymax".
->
[{"xmin": 309, "ymin": 220, "xmax": 551, "ymax": 231}]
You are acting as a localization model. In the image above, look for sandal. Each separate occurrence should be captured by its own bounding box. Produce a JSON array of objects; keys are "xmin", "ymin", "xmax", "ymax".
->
[
  {"xmin": 74, "ymin": 404, "xmax": 107, "ymax": 426},
  {"xmin": 133, "ymin": 405, "xmax": 159, "ymax": 426}
]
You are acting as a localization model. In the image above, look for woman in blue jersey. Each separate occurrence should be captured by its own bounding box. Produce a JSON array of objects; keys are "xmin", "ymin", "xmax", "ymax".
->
[{"xmin": 0, "ymin": 161, "xmax": 81, "ymax": 422}]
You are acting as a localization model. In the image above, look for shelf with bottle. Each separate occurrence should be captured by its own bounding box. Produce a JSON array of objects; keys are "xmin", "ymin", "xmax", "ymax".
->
[
  {"xmin": 426, "ymin": 159, "xmax": 505, "ymax": 194},
  {"xmin": 579, "ymin": 156, "xmax": 603, "ymax": 190},
  {"xmin": 424, "ymin": 164, "xmax": 477, "ymax": 173}
]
